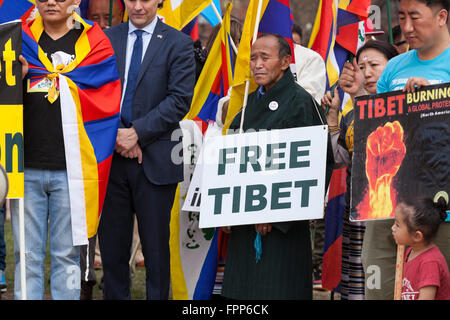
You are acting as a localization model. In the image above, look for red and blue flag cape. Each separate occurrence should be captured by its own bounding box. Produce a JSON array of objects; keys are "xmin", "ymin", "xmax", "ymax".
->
[
  {"xmin": 0, "ymin": 0, "xmax": 35, "ymax": 24},
  {"xmin": 22, "ymin": 12, "xmax": 121, "ymax": 245}
]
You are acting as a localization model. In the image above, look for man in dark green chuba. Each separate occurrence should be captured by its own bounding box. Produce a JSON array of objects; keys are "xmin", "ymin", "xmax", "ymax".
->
[{"xmin": 221, "ymin": 33, "xmax": 334, "ymax": 300}]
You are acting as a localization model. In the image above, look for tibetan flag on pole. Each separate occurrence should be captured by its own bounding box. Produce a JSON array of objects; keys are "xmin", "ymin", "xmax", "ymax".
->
[
  {"xmin": 0, "ymin": 0, "xmax": 35, "ymax": 24},
  {"xmin": 169, "ymin": 3, "xmax": 234, "ymax": 300},
  {"xmin": 224, "ymin": 0, "xmax": 295, "ymax": 131},
  {"xmin": 157, "ymin": 0, "xmax": 212, "ymax": 30},
  {"xmin": 22, "ymin": 12, "xmax": 121, "ymax": 245},
  {"xmin": 184, "ymin": 3, "xmax": 234, "ymax": 126},
  {"xmin": 309, "ymin": 0, "xmax": 369, "ymax": 93},
  {"xmin": 308, "ymin": 0, "xmax": 370, "ymax": 292}
]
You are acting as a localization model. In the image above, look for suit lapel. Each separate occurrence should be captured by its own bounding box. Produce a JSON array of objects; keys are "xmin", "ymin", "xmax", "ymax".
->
[
  {"xmin": 136, "ymin": 19, "xmax": 167, "ymax": 87},
  {"xmin": 116, "ymin": 22, "xmax": 129, "ymax": 85}
]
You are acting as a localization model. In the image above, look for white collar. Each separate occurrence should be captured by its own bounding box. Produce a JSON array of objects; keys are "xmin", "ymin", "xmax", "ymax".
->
[{"xmin": 128, "ymin": 16, "xmax": 158, "ymax": 36}]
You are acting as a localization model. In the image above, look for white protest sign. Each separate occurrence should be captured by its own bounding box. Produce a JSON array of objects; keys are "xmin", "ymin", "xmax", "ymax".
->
[
  {"xmin": 182, "ymin": 123, "xmax": 223, "ymax": 212},
  {"xmin": 199, "ymin": 125, "xmax": 328, "ymax": 228}
]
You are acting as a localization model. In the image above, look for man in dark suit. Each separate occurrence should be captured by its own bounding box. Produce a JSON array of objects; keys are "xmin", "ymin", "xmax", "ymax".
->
[{"xmin": 98, "ymin": 0, "xmax": 195, "ymax": 300}]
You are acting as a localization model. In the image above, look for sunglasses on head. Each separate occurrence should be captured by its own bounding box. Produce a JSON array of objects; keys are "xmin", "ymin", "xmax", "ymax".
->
[{"xmin": 37, "ymin": 0, "xmax": 67, "ymax": 2}]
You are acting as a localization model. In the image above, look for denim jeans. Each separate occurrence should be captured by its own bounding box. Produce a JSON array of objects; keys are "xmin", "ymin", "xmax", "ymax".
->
[
  {"xmin": 0, "ymin": 205, "xmax": 5, "ymax": 271},
  {"xmin": 11, "ymin": 168, "xmax": 80, "ymax": 300}
]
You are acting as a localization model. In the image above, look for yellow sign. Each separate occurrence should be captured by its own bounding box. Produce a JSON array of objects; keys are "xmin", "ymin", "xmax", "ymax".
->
[{"xmin": 0, "ymin": 105, "xmax": 24, "ymax": 198}]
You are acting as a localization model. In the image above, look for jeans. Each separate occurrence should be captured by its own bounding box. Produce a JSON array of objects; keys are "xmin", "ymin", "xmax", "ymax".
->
[
  {"xmin": 11, "ymin": 168, "xmax": 80, "ymax": 300},
  {"xmin": 0, "ymin": 205, "xmax": 5, "ymax": 271}
]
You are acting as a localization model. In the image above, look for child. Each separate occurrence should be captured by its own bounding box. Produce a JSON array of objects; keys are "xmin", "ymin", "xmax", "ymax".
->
[{"xmin": 391, "ymin": 195, "xmax": 450, "ymax": 300}]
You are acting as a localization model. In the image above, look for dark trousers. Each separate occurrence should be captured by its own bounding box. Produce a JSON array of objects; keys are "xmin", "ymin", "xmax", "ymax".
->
[{"xmin": 98, "ymin": 154, "xmax": 177, "ymax": 300}]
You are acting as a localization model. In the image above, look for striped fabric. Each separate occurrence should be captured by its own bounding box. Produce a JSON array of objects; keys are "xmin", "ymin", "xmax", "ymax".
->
[
  {"xmin": 22, "ymin": 12, "xmax": 121, "ymax": 245},
  {"xmin": 308, "ymin": 0, "xmax": 370, "ymax": 295},
  {"xmin": 169, "ymin": 3, "xmax": 234, "ymax": 300},
  {"xmin": 0, "ymin": 0, "xmax": 35, "ymax": 23}
]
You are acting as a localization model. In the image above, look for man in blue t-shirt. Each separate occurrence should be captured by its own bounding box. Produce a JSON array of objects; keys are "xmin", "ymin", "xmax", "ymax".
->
[{"xmin": 377, "ymin": 0, "xmax": 450, "ymax": 93}]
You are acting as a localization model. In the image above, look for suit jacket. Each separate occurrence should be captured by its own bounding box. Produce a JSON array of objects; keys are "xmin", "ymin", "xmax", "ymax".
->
[{"xmin": 105, "ymin": 19, "xmax": 195, "ymax": 185}]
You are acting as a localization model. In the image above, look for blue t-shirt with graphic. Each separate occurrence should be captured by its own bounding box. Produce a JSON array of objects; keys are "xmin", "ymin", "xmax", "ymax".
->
[{"xmin": 377, "ymin": 47, "xmax": 450, "ymax": 93}]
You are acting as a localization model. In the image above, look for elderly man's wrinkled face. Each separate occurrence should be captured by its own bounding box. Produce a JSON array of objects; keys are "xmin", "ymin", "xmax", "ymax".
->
[{"xmin": 250, "ymin": 36, "xmax": 290, "ymax": 92}]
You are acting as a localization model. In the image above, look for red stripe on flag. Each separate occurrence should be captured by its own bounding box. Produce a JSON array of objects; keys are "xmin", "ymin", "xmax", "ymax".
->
[
  {"xmin": 328, "ymin": 167, "xmax": 347, "ymax": 200},
  {"xmin": 336, "ymin": 22, "xmax": 360, "ymax": 55},
  {"xmin": 79, "ymin": 79, "xmax": 122, "ymax": 122},
  {"xmin": 276, "ymin": 0, "xmax": 291, "ymax": 7},
  {"xmin": 78, "ymin": 25, "xmax": 117, "ymax": 67},
  {"xmin": 311, "ymin": 0, "xmax": 335, "ymax": 61},
  {"xmin": 191, "ymin": 20, "xmax": 199, "ymax": 42},
  {"xmin": 322, "ymin": 235, "xmax": 342, "ymax": 291},
  {"xmin": 97, "ymin": 154, "xmax": 113, "ymax": 218},
  {"xmin": 347, "ymin": 0, "xmax": 371, "ymax": 18},
  {"xmin": 192, "ymin": 116, "xmax": 209, "ymax": 134},
  {"xmin": 220, "ymin": 41, "xmax": 230, "ymax": 94}
]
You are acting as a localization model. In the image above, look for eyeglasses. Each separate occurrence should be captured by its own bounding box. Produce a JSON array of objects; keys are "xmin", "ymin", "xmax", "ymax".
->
[{"xmin": 37, "ymin": 0, "xmax": 67, "ymax": 3}]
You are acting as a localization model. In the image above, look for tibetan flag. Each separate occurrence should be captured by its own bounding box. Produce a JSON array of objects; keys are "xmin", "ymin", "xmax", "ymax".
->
[
  {"xmin": 309, "ymin": 0, "xmax": 370, "ymax": 92},
  {"xmin": 321, "ymin": 167, "xmax": 346, "ymax": 291},
  {"xmin": 185, "ymin": 3, "xmax": 234, "ymax": 126},
  {"xmin": 22, "ymin": 12, "xmax": 121, "ymax": 245},
  {"xmin": 181, "ymin": 16, "xmax": 199, "ymax": 42},
  {"xmin": 224, "ymin": 0, "xmax": 295, "ymax": 131},
  {"xmin": 169, "ymin": 3, "xmax": 234, "ymax": 300},
  {"xmin": 0, "ymin": 0, "xmax": 35, "ymax": 24},
  {"xmin": 157, "ymin": 0, "xmax": 212, "ymax": 30},
  {"xmin": 308, "ymin": 0, "xmax": 370, "ymax": 292}
]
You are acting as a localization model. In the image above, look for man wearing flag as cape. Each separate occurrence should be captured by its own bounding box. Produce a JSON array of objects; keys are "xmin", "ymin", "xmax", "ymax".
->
[{"xmin": 14, "ymin": 0, "xmax": 121, "ymax": 299}]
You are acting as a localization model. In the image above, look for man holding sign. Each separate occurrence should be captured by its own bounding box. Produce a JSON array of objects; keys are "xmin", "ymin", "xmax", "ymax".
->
[{"xmin": 220, "ymin": 33, "xmax": 334, "ymax": 300}]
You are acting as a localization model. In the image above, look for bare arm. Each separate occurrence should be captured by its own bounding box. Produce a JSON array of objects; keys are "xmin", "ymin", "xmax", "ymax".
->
[{"xmin": 418, "ymin": 286, "xmax": 437, "ymax": 300}]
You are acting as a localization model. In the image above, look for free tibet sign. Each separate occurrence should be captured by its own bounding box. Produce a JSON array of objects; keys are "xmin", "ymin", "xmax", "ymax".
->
[{"xmin": 199, "ymin": 125, "xmax": 328, "ymax": 228}]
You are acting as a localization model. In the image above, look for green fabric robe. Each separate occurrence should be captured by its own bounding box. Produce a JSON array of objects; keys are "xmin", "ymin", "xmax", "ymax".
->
[{"xmin": 221, "ymin": 70, "xmax": 334, "ymax": 300}]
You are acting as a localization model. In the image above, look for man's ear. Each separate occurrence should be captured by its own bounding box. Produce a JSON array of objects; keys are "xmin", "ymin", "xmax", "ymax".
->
[
  {"xmin": 280, "ymin": 55, "xmax": 291, "ymax": 71},
  {"xmin": 437, "ymin": 8, "xmax": 448, "ymax": 27}
]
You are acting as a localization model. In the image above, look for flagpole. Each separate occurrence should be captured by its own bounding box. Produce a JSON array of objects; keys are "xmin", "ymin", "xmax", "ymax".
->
[
  {"xmin": 109, "ymin": 0, "xmax": 113, "ymax": 27},
  {"xmin": 394, "ymin": 244, "xmax": 405, "ymax": 300},
  {"xmin": 239, "ymin": 0, "xmax": 263, "ymax": 133},
  {"xmin": 210, "ymin": 1, "xmax": 238, "ymax": 56},
  {"xmin": 18, "ymin": 198, "xmax": 27, "ymax": 299},
  {"xmin": 386, "ymin": 0, "xmax": 393, "ymax": 45}
]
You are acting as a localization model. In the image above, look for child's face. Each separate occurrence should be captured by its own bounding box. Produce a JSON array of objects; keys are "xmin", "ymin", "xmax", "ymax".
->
[{"xmin": 391, "ymin": 205, "xmax": 414, "ymax": 246}]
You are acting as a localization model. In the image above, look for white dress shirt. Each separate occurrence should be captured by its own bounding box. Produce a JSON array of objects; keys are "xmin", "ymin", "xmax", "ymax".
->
[{"xmin": 120, "ymin": 18, "xmax": 158, "ymax": 109}]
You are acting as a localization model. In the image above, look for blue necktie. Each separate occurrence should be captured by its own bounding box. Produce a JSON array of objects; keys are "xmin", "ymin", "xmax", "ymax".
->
[{"xmin": 121, "ymin": 29, "xmax": 144, "ymax": 127}]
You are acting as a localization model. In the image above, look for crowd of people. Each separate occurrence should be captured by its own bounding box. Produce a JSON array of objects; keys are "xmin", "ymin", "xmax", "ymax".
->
[{"xmin": 0, "ymin": 0, "xmax": 449, "ymax": 301}]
